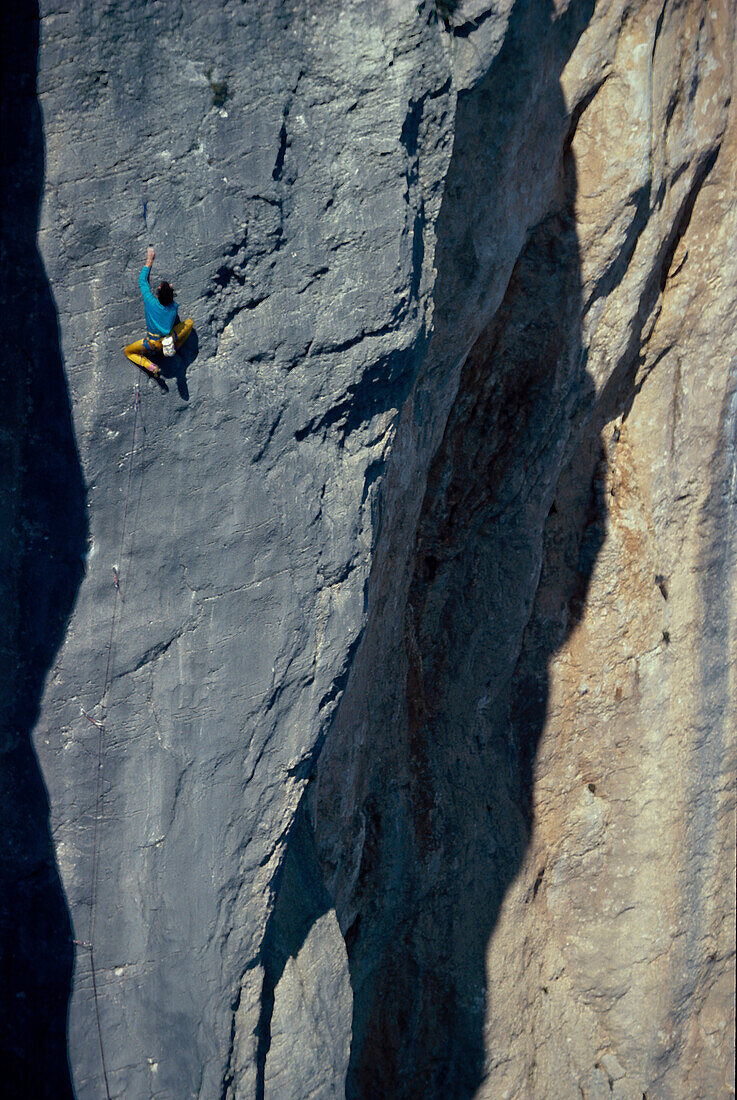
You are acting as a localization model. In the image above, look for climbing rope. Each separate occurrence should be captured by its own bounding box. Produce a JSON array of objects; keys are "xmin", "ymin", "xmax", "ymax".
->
[{"xmin": 76, "ymin": 379, "xmax": 143, "ymax": 1100}]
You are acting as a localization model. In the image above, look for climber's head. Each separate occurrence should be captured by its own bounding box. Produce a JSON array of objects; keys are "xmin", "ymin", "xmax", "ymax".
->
[{"xmin": 157, "ymin": 281, "xmax": 174, "ymax": 307}]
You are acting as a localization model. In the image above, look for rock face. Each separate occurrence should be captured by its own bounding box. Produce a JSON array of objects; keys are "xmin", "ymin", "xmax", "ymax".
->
[
  {"xmin": 1, "ymin": 0, "xmax": 734, "ymax": 1098},
  {"xmin": 313, "ymin": 3, "xmax": 737, "ymax": 1098}
]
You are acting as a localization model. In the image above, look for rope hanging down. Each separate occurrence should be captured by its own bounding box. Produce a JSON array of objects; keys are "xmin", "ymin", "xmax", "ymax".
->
[{"xmin": 76, "ymin": 380, "xmax": 143, "ymax": 1100}]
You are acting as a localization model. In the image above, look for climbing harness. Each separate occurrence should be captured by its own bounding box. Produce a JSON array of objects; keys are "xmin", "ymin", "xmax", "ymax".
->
[{"xmin": 77, "ymin": 378, "xmax": 143, "ymax": 1100}]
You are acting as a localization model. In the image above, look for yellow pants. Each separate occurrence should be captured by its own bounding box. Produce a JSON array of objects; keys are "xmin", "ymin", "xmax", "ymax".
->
[{"xmin": 124, "ymin": 318, "xmax": 194, "ymax": 374}]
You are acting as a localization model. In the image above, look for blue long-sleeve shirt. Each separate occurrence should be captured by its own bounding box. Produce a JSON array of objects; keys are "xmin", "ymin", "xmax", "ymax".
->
[{"xmin": 139, "ymin": 266, "xmax": 178, "ymax": 335}]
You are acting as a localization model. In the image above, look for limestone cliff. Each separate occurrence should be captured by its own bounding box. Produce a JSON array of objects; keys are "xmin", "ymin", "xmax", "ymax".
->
[{"xmin": 1, "ymin": 1, "xmax": 734, "ymax": 1098}]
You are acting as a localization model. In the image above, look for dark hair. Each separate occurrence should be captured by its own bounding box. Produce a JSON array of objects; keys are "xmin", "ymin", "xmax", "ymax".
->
[{"xmin": 157, "ymin": 281, "xmax": 174, "ymax": 307}]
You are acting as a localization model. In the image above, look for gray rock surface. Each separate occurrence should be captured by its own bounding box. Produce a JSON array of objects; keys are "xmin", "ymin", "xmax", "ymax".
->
[
  {"xmin": 1, "ymin": 0, "xmax": 734, "ymax": 1098},
  {"xmin": 263, "ymin": 806, "xmax": 352, "ymax": 1100},
  {"xmin": 23, "ymin": 1, "xmax": 459, "ymax": 1095}
]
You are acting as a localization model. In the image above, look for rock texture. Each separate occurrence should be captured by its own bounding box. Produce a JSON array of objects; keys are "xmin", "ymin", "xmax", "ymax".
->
[
  {"xmin": 1, "ymin": 0, "xmax": 734, "ymax": 1098},
  {"xmin": 313, "ymin": 3, "xmax": 737, "ymax": 1098}
]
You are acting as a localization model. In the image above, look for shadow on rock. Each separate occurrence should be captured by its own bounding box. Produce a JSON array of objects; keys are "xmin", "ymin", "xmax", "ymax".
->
[
  {"xmin": 160, "ymin": 326, "xmax": 199, "ymax": 401},
  {"xmin": 0, "ymin": 3, "xmax": 86, "ymax": 1096},
  {"xmin": 309, "ymin": 1, "xmax": 613, "ymax": 1096},
  {"xmin": 345, "ymin": 169, "xmax": 599, "ymax": 1100}
]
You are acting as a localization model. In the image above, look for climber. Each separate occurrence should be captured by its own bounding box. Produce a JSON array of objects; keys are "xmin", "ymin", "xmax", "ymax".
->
[{"xmin": 123, "ymin": 245, "xmax": 193, "ymax": 380}]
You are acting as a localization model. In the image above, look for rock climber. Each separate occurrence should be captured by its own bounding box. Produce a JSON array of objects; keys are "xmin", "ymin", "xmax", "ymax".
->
[{"xmin": 124, "ymin": 245, "xmax": 193, "ymax": 379}]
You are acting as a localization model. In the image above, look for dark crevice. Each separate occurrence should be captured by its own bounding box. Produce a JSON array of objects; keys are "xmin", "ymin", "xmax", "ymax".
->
[
  {"xmin": 250, "ymin": 407, "xmax": 284, "ymax": 465},
  {"xmin": 451, "ymin": 7, "xmax": 495, "ymax": 39},
  {"xmin": 400, "ymin": 98, "xmax": 423, "ymax": 160},
  {"xmin": 658, "ymin": 145, "xmax": 719, "ymax": 293},
  {"xmin": 410, "ymin": 203, "xmax": 425, "ymax": 304},
  {"xmin": 361, "ymin": 458, "xmax": 387, "ymax": 507},
  {"xmin": 272, "ymin": 117, "xmax": 288, "ymax": 182},
  {"xmin": 314, "ymin": 628, "xmax": 364, "ymax": 720},
  {"xmin": 216, "ymin": 296, "xmax": 267, "ymax": 339},
  {"xmin": 295, "ymin": 340, "xmax": 426, "ymax": 443},
  {"xmin": 651, "ymin": 0, "xmax": 668, "ymax": 70},
  {"xmin": 598, "ymin": 141, "xmax": 722, "ymax": 425},
  {"xmin": 253, "ymin": 967, "xmax": 275, "ymax": 1100},
  {"xmin": 563, "ymin": 74, "xmax": 610, "ymax": 153},
  {"xmin": 584, "ymin": 182, "xmax": 651, "ymax": 314}
]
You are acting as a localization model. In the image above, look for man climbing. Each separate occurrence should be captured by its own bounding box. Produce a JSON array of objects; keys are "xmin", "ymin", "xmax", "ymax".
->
[{"xmin": 124, "ymin": 245, "xmax": 193, "ymax": 379}]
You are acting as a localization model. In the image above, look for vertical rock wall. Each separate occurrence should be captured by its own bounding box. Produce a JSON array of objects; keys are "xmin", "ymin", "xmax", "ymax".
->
[
  {"xmin": 2, "ymin": 0, "xmax": 734, "ymax": 1097},
  {"xmin": 14, "ymin": 0, "xmax": 463, "ymax": 1094},
  {"xmin": 313, "ymin": 1, "xmax": 736, "ymax": 1098}
]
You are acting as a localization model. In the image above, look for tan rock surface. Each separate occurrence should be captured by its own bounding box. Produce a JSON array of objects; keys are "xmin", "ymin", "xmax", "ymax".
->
[
  {"xmin": 480, "ymin": 6, "xmax": 736, "ymax": 1097},
  {"xmin": 313, "ymin": 2, "xmax": 735, "ymax": 1097}
]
